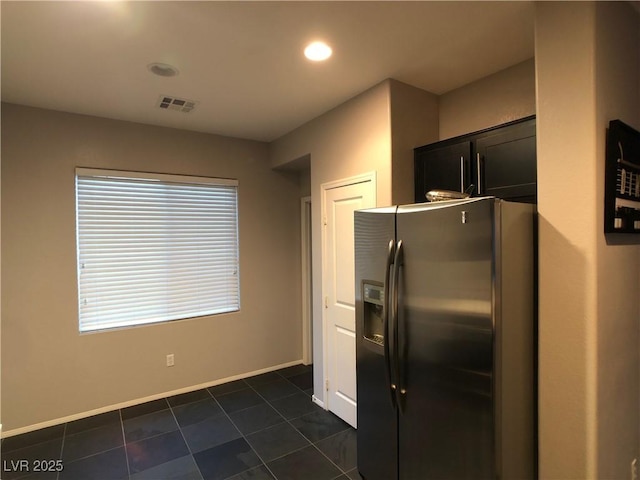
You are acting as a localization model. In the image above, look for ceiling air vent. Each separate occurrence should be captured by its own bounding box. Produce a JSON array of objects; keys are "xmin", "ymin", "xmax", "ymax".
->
[{"xmin": 156, "ymin": 95, "xmax": 197, "ymax": 113}]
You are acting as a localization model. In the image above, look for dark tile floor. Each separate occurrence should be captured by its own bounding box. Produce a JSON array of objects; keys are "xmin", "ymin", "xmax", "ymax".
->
[{"xmin": 1, "ymin": 365, "xmax": 362, "ymax": 480}]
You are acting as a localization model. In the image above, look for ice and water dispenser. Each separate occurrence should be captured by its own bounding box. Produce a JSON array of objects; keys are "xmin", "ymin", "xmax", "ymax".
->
[{"xmin": 362, "ymin": 282, "xmax": 385, "ymax": 347}]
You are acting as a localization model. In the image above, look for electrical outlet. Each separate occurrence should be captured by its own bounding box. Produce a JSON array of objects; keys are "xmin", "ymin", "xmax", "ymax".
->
[
  {"xmin": 631, "ymin": 458, "xmax": 638, "ymax": 480},
  {"xmin": 166, "ymin": 354, "xmax": 175, "ymax": 367}
]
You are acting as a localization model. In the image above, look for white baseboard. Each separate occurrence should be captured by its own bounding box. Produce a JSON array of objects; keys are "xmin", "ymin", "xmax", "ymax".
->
[
  {"xmin": 311, "ymin": 394, "xmax": 326, "ymax": 410},
  {"xmin": 2, "ymin": 359, "xmax": 304, "ymax": 439}
]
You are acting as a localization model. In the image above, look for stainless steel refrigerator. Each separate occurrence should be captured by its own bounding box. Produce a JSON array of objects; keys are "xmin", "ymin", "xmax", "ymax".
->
[{"xmin": 355, "ymin": 197, "xmax": 535, "ymax": 480}]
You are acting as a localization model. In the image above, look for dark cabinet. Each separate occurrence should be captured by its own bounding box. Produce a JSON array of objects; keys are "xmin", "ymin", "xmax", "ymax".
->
[
  {"xmin": 414, "ymin": 141, "xmax": 472, "ymax": 196},
  {"xmin": 415, "ymin": 116, "xmax": 536, "ymax": 203},
  {"xmin": 476, "ymin": 119, "xmax": 536, "ymax": 201}
]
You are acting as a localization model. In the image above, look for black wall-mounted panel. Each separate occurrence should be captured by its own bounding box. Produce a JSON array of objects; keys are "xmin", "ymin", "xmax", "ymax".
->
[{"xmin": 604, "ymin": 120, "xmax": 640, "ymax": 233}]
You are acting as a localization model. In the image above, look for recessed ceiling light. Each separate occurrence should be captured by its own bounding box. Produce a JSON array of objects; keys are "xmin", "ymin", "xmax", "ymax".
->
[
  {"xmin": 304, "ymin": 41, "xmax": 332, "ymax": 62},
  {"xmin": 147, "ymin": 63, "xmax": 179, "ymax": 77}
]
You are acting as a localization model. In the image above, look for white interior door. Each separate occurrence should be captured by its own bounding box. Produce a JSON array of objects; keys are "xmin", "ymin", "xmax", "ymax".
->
[{"xmin": 322, "ymin": 176, "xmax": 375, "ymax": 427}]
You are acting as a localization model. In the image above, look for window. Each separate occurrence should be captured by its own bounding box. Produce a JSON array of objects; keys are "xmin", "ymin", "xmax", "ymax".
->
[{"xmin": 76, "ymin": 168, "xmax": 239, "ymax": 332}]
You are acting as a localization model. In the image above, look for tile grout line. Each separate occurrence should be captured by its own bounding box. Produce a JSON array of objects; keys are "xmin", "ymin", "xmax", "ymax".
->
[
  {"xmin": 206, "ymin": 385, "xmax": 280, "ymax": 480},
  {"xmin": 247, "ymin": 369, "xmax": 352, "ymax": 479},
  {"xmin": 53, "ymin": 411, "xmax": 133, "ymax": 472},
  {"xmin": 58, "ymin": 409, "xmax": 129, "ymax": 468},
  {"xmin": 4, "ymin": 366, "xmax": 321, "ymax": 480},
  {"xmin": 215, "ymin": 369, "xmax": 315, "ymax": 479},
  {"xmin": 147, "ymin": 382, "xmax": 287, "ymax": 479},
  {"xmin": 306, "ymin": 427, "xmax": 353, "ymax": 477},
  {"xmin": 121, "ymin": 396, "xmax": 209, "ymax": 479},
  {"xmin": 41, "ymin": 419, "xmax": 130, "ymax": 476},
  {"xmin": 118, "ymin": 409, "xmax": 132, "ymax": 480},
  {"xmin": 122, "ymin": 407, "xmax": 179, "ymax": 445},
  {"xmin": 166, "ymin": 400, "xmax": 205, "ymax": 480},
  {"xmin": 273, "ymin": 369, "xmax": 353, "ymax": 477},
  {"xmin": 55, "ymin": 423, "xmax": 67, "ymax": 480},
  {"xmin": 1, "ymin": 426, "xmax": 66, "ymax": 454}
]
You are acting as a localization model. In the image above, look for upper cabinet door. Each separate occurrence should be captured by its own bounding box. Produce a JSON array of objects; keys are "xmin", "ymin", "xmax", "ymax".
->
[
  {"xmin": 414, "ymin": 141, "xmax": 472, "ymax": 203},
  {"xmin": 475, "ymin": 118, "xmax": 537, "ymax": 202},
  {"xmin": 414, "ymin": 116, "xmax": 537, "ymax": 204}
]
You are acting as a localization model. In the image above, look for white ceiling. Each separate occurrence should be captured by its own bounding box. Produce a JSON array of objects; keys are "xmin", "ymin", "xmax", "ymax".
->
[{"xmin": 1, "ymin": 1, "xmax": 535, "ymax": 142}]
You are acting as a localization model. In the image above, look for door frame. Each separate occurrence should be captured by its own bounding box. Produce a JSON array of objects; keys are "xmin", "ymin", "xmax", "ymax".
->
[
  {"xmin": 300, "ymin": 196, "xmax": 313, "ymax": 365},
  {"xmin": 320, "ymin": 171, "xmax": 376, "ymax": 416}
]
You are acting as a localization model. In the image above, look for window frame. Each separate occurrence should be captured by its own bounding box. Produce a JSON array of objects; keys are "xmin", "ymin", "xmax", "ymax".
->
[{"xmin": 75, "ymin": 167, "xmax": 240, "ymax": 333}]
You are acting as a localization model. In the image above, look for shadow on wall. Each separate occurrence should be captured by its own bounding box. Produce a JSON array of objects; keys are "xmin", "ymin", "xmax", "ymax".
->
[{"xmin": 537, "ymin": 215, "xmax": 591, "ymax": 477}]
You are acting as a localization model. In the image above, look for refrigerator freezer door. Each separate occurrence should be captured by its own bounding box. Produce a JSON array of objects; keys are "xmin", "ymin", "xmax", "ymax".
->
[
  {"xmin": 396, "ymin": 198, "xmax": 495, "ymax": 479},
  {"xmin": 355, "ymin": 207, "xmax": 398, "ymax": 480}
]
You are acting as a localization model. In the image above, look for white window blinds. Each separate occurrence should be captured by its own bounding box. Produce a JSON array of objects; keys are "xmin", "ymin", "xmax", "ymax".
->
[{"xmin": 76, "ymin": 168, "xmax": 240, "ymax": 332}]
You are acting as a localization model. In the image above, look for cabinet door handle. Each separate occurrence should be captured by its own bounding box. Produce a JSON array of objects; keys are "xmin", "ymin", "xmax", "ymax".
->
[
  {"xmin": 476, "ymin": 153, "xmax": 482, "ymax": 195},
  {"xmin": 460, "ymin": 156, "xmax": 465, "ymax": 193}
]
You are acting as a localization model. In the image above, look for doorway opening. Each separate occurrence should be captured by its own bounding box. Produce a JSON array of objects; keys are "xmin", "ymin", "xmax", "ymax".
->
[{"xmin": 301, "ymin": 196, "xmax": 313, "ymax": 365}]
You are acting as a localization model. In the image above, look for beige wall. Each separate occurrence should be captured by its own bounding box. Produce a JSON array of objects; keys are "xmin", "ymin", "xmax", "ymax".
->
[
  {"xmin": 536, "ymin": 2, "xmax": 640, "ymax": 478},
  {"xmin": 413, "ymin": 9, "xmax": 640, "ymax": 475},
  {"xmin": 5, "ymin": 8, "xmax": 639, "ymax": 472},
  {"xmin": 299, "ymin": 167, "xmax": 311, "ymax": 198},
  {"xmin": 270, "ymin": 80, "xmax": 393, "ymax": 207},
  {"xmin": 389, "ymin": 79, "xmax": 439, "ymax": 205},
  {"xmin": 439, "ymin": 58, "xmax": 536, "ymax": 140},
  {"xmin": 1, "ymin": 103, "xmax": 303, "ymax": 433},
  {"xmin": 594, "ymin": 2, "xmax": 640, "ymax": 477},
  {"xmin": 536, "ymin": 5, "xmax": 599, "ymax": 476},
  {"xmin": 269, "ymin": 79, "xmax": 439, "ymax": 403},
  {"xmin": 270, "ymin": 80, "xmax": 393, "ymax": 401}
]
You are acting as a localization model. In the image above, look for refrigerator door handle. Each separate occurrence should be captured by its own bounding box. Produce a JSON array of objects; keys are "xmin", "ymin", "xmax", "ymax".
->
[
  {"xmin": 391, "ymin": 240, "xmax": 404, "ymax": 412},
  {"xmin": 383, "ymin": 239, "xmax": 397, "ymax": 408},
  {"xmin": 476, "ymin": 152, "xmax": 482, "ymax": 195}
]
